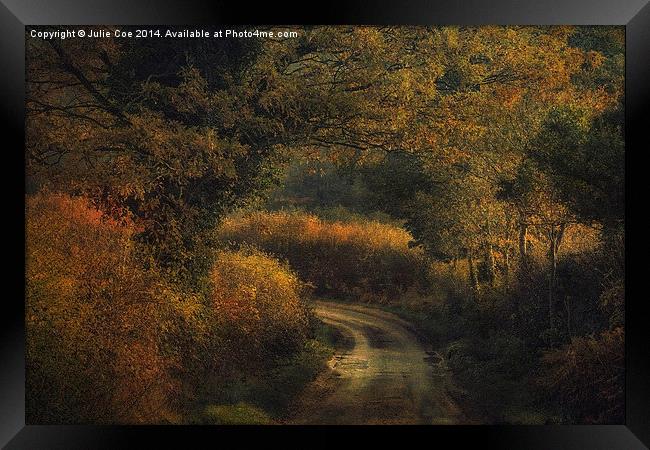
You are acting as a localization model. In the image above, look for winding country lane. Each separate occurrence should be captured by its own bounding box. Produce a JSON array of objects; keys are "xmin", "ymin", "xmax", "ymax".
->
[{"xmin": 290, "ymin": 300, "xmax": 463, "ymax": 425}]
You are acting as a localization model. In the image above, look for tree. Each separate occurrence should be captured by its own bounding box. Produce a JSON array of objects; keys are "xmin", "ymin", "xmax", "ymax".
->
[
  {"xmin": 27, "ymin": 25, "xmax": 622, "ymax": 288},
  {"xmin": 530, "ymin": 104, "xmax": 624, "ymax": 227},
  {"xmin": 527, "ymin": 103, "xmax": 624, "ymax": 332},
  {"xmin": 27, "ymin": 28, "xmax": 290, "ymax": 284}
]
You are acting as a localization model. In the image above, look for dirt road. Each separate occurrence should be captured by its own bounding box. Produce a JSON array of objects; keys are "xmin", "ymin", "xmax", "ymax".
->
[{"xmin": 290, "ymin": 300, "xmax": 463, "ymax": 425}]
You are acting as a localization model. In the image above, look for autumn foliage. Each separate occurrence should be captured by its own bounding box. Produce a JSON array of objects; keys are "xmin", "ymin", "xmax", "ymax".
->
[
  {"xmin": 217, "ymin": 211, "xmax": 430, "ymax": 302},
  {"xmin": 540, "ymin": 327, "xmax": 624, "ymax": 423},
  {"xmin": 25, "ymin": 193, "xmax": 315, "ymax": 423},
  {"xmin": 209, "ymin": 248, "xmax": 312, "ymax": 370},
  {"xmin": 24, "ymin": 25, "xmax": 624, "ymax": 425},
  {"xmin": 26, "ymin": 192, "xmax": 177, "ymax": 423}
]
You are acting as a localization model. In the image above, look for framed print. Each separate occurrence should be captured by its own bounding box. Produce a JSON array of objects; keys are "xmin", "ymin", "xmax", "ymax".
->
[{"xmin": 1, "ymin": 0, "xmax": 648, "ymax": 448}]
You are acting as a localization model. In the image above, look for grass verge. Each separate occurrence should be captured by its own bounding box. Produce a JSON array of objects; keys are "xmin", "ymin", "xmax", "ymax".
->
[{"xmin": 189, "ymin": 321, "xmax": 336, "ymax": 424}]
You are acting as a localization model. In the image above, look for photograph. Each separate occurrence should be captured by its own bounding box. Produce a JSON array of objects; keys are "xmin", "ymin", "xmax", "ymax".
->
[{"xmin": 23, "ymin": 25, "xmax": 625, "ymax": 426}]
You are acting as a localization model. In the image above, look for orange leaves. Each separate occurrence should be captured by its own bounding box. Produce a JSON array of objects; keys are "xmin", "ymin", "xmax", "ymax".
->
[
  {"xmin": 216, "ymin": 210, "xmax": 429, "ymax": 302},
  {"xmin": 26, "ymin": 192, "xmax": 177, "ymax": 423},
  {"xmin": 219, "ymin": 210, "xmax": 418, "ymax": 254},
  {"xmin": 209, "ymin": 248, "xmax": 311, "ymax": 368},
  {"xmin": 492, "ymin": 84, "xmax": 524, "ymax": 110}
]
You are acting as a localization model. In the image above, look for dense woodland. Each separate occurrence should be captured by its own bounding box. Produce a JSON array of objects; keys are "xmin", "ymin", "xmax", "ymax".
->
[{"xmin": 26, "ymin": 26, "xmax": 624, "ymax": 424}]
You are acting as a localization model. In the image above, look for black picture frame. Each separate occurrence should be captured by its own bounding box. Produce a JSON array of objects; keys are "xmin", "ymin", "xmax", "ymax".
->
[{"xmin": 1, "ymin": 1, "xmax": 647, "ymax": 448}]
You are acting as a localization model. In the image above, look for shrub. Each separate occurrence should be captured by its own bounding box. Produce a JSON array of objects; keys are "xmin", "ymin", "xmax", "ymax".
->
[
  {"xmin": 216, "ymin": 210, "xmax": 429, "ymax": 302},
  {"xmin": 26, "ymin": 192, "xmax": 179, "ymax": 423},
  {"xmin": 209, "ymin": 247, "xmax": 312, "ymax": 372},
  {"xmin": 600, "ymin": 280, "xmax": 624, "ymax": 328},
  {"xmin": 539, "ymin": 326, "xmax": 624, "ymax": 423},
  {"xmin": 446, "ymin": 331, "xmax": 536, "ymax": 422}
]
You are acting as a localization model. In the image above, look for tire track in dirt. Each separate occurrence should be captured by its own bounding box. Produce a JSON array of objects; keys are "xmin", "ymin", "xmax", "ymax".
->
[{"xmin": 289, "ymin": 301, "xmax": 462, "ymax": 424}]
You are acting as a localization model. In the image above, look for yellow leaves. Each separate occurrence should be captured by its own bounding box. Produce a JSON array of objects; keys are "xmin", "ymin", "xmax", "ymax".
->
[
  {"xmin": 495, "ymin": 84, "xmax": 524, "ymax": 110},
  {"xmin": 219, "ymin": 210, "xmax": 417, "ymax": 253},
  {"xmin": 26, "ymin": 192, "xmax": 178, "ymax": 423},
  {"xmin": 208, "ymin": 247, "xmax": 310, "ymax": 365},
  {"xmin": 355, "ymin": 27, "xmax": 384, "ymax": 49},
  {"xmin": 442, "ymin": 27, "xmax": 460, "ymax": 50},
  {"xmin": 216, "ymin": 210, "xmax": 429, "ymax": 302}
]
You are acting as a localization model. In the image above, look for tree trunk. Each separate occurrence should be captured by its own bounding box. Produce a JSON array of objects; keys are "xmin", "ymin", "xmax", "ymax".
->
[
  {"xmin": 548, "ymin": 237, "xmax": 556, "ymax": 329},
  {"xmin": 518, "ymin": 222, "xmax": 528, "ymax": 265},
  {"xmin": 485, "ymin": 220, "xmax": 496, "ymax": 287},
  {"xmin": 564, "ymin": 296, "xmax": 572, "ymax": 337},
  {"xmin": 468, "ymin": 251, "xmax": 480, "ymax": 299},
  {"xmin": 486, "ymin": 242, "xmax": 496, "ymax": 286},
  {"xmin": 548, "ymin": 223, "xmax": 566, "ymax": 329},
  {"xmin": 504, "ymin": 246, "xmax": 510, "ymax": 290}
]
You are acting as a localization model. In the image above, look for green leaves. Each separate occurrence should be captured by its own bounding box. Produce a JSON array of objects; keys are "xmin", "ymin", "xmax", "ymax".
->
[
  {"xmin": 530, "ymin": 104, "xmax": 624, "ymax": 225},
  {"xmin": 26, "ymin": 25, "xmax": 625, "ymax": 286}
]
